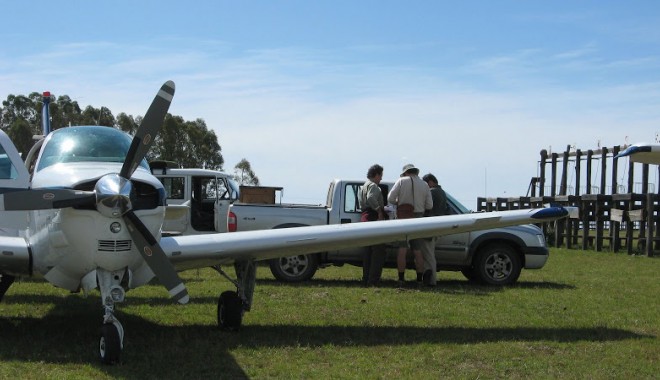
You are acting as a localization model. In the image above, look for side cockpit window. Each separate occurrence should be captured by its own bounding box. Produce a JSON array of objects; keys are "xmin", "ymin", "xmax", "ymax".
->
[
  {"xmin": 0, "ymin": 151, "xmax": 18, "ymax": 179},
  {"xmin": 0, "ymin": 129, "xmax": 30, "ymax": 188}
]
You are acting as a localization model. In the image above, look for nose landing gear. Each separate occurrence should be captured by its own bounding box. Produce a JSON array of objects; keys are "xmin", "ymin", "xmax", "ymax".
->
[{"xmin": 97, "ymin": 269, "xmax": 126, "ymax": 364}]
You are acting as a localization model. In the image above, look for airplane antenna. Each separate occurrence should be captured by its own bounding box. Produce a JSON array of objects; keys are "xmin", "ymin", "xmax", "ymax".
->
[{"xmin": 42, "ymin": 91, "xmax": 52, "ymax": 135}]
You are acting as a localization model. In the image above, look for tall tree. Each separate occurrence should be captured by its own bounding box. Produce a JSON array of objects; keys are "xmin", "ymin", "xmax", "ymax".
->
[
  {"xmin": 1, "ymin": 93, "xmax": 42, "ymax": 154},
  {"xmin": 80, "ymin": 105, "xmax": 115, "ymax": 127},
  {"xmin": 116, "ymin": 112, "xmax": 138, "ymax": 134},
  {"xmin": 185, "ymin": 118, "xmax": 223, "ymax": 170},
  {"xmin": 1, "ymin": 93, "xmax": 40, "ymax": 133},
  {"xmin": 49, "ymin": 95, "xmax": 82, "ymax": 130},
  {"xmin": 7, "ymin": 118, "xmax": 34, "ymax": 156},
  {"xmin": 233, "ymin": 158, "xmax": 259, "ymax": 186},
  {"xmin": 150, "ymin": 115, "xmax": 224, "ymax": 170}
]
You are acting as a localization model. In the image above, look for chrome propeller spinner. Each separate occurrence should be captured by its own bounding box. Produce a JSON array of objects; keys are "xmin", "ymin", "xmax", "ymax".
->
[{"xmin": 95, "ymin": 174, "xmax": 133, "ymax": 218}]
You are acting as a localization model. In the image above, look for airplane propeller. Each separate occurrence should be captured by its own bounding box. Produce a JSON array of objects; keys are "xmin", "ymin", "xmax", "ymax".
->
[
  {"xmin": 0, "ymin": 80, "xmax": 189, "ymax": 304},
  {"xmin": 106, "ymin": 80, "xmax": 188, "ymax": 304},
  {"xmin": 0, "ymin": 188, "xmax": 96, "ymax": 210},
  {"xmin": 120, "ymin": 82, "xmax": 173, "ymax": 180}
]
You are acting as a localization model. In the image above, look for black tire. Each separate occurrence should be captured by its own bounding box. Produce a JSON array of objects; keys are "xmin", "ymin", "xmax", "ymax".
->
[
  {"xmin": 268, "ymin": 254, "xmax": 319, "ymax": 282},
  {"xmin": 99, "ymin": 323, "xmax": 121, "ymax": 364},
  {"xmin": 218, "ymin": 290, "xmax": 243, "ymax": 331},
  {"xmin": 474, "ymin": 243, "xmax": 522, "ymax": 285}
]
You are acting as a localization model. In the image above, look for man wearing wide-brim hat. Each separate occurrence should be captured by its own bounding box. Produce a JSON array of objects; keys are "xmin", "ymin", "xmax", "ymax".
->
[{"xmin": 387, "ymin": 164, "xmax": 433, "ymax": 287}]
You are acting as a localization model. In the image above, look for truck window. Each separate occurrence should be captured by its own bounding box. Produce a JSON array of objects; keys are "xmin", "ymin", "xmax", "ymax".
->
[
  {"xmin": 445, "ymin": 192, "xmax": 470, "ymax": 214},
  {"xmin": 344, "ymin": 183, "xmax": 361, "ymax": 213},
  {"xmin": 343, "ymin": 183, "xmax": 389, "ymax": 213},
  {"xmin": 201, "ymin": 178, "xmax": 218, "ymax": 200},
  {"xmin": 217, "ymin": 178, "xmax": 233, "ymax": 200},
  {"xmin": 161, "ymin": 177, "xmax": 185, "ymax": 200}
]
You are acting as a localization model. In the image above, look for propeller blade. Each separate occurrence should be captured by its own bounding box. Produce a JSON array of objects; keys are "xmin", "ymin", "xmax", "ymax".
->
[
  {"xmin": 123, "ymin": 210, "xmax": 189, "ymax": 304},
  {"xmin": 0, "ymin": 188, "xmax": 95, "ymax": 211},
  {"xmin": 120, "ymin": 81, "xmax": 175, "ymax": 179}
]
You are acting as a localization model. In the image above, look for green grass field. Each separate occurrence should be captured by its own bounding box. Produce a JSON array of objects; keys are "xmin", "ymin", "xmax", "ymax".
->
[{"xmin": 1, "ymin": 249, "xmax": 658, "ymax": 379}]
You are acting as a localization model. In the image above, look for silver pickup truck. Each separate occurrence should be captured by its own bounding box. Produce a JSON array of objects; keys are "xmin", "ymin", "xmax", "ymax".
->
[{"xmin": 228, "ymin": 179, "xmax": 550, "ymax": 285}]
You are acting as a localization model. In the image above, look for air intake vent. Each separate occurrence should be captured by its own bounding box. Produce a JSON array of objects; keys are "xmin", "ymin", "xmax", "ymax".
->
[{"xmin": 98, "ymin": 240, "xmax": 132, "ymax": 252}]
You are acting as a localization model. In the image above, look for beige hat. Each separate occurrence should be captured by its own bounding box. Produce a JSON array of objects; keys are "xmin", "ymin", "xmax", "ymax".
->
[{"xmin": 401, "ymin": 164, "xmax": 419, "ymax": 176}]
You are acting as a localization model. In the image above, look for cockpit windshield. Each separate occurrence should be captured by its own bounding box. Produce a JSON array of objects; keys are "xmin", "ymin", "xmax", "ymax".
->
[{"xmin": 36, "ymin": 126, "xmax": 148, "ymax": 171}]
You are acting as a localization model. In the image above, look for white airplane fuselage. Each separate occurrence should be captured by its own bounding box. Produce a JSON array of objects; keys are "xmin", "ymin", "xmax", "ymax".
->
[{"xmin": 25, "ymin": 162, "xmax": 166, "ymax": 292}]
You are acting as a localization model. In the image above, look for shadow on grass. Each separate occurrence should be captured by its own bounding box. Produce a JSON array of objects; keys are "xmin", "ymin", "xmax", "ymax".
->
[
  {"xmin": 256, "ymin": 278, "xmax": 575, "ymax": 292},
  {"xmin": 0, "ymin": 291, "xmax": 651, "ymax": 378},
  {"xmin": 2, "ymin": 278, "xmax": 575, "ymax": 309}
]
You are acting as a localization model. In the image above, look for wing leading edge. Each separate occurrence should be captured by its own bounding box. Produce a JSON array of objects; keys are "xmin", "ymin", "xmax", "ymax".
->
[
  {"xmin": 162, "ymin": 207, "xmax": 568, "ymax": 270},
  {"xmin": 615, "ymin": 143, "xmax": 660, "ymax": 164}
]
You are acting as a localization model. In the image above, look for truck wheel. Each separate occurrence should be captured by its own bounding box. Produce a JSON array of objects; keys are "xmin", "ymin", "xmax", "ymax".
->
[
  {"xmin": 474, "ymin": 243, "xmax": 521, "ymax": 285},
  {"xmin": 269, "ymin": 254, "xmax": 319, "ymax": 282}
]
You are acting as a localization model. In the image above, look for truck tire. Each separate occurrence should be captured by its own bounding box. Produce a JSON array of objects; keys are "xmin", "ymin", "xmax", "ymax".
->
[
  {"xmin": 269, "ymin": 254, "xmax": 319, "ymax": 282},
  {"xmin": 473, "ymin": 243, "xmax": 521, "ymax": 285}
]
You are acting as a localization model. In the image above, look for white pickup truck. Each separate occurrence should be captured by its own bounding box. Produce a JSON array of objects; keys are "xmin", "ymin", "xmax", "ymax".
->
[
  {"xmin": 150, "ymin": 162, "xmax": 240, "ymax": 235},
  {"xmin": 228, "ymin": 179, "xmax": 550, "ymax": 285}
]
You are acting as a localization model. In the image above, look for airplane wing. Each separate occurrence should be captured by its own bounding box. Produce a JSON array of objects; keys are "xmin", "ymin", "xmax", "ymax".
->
[
  {"xmin": 615, "ymin": 143, "xmax": 660, "ymax": 164},
  {"xmin": 161, "ymin": 207, "xmax": 567, "ymax": 270}
]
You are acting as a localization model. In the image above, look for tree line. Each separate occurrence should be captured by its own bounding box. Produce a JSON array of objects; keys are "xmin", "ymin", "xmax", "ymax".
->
[{"xmin": 0, "ymin": 91, "xmax": 259, "ymax": 185}]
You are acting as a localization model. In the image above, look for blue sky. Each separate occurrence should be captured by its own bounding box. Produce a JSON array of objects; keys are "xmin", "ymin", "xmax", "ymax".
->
[{"xmin": 2, "ymin": 1, "xmax": 660, "ymax": 206}]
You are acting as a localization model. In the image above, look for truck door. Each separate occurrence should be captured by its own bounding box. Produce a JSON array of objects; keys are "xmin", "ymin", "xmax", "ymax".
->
[
  {"xmin": 335, "ymin": 182, "xmax": 391, "ymax": 224},
  {"xmin": 339, "ymin": 182, "xmax": 363, "ymax": 224},
  {"xmin": 190, "ymin": 176, "xmax": 218, "ymax": 232},
  {"xmin": 434, "ymin": 194, "xmax": 471, "ymax": 265},
  {"xmin": 160, "ymin": 175, "xmax": 189, "ymax": 235},
  {"xmin": 213, "ymin": 176, "xmax": 237, "ymax": 232},
  {"xmin": 435, "ymin": 232, "xmax": 470, "ymax": 264}
]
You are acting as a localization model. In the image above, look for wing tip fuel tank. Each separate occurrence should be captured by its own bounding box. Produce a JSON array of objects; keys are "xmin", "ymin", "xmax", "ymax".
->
[{"xmin": 531, "ymin": 207, "xmax": 569, "ymax": 220}]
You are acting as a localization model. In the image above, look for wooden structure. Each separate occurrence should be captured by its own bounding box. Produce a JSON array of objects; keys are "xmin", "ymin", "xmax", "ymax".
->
[
  {"xmin": 239, "ymin": 186, "xmax": 283, "ymax": 204},
  {"xmin": 477, "ymin": 144, "xmax": 659, "ymax": 256}
]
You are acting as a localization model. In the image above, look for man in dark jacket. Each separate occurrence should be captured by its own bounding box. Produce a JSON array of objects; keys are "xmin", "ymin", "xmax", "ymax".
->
[{"xmin": 421, "ymin": 173, "xmax": 449, "ymax": 286}]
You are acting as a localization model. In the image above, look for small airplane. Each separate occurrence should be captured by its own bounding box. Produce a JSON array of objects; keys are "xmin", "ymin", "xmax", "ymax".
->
[
  {"xmin": 615, "ymin": 143, "xmax": 660, "ymax": 164},
  {"xmin": 0, "ymin": 81, "xmax": 570, "ymax": 364}
]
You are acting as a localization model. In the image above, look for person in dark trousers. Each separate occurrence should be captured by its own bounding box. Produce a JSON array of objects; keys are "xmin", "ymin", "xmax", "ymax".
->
[
  {"xmin": 359, "ymin": 164, "xmax": 387, "ymax": 286},
  {"xmin": 421, "ymin": 173, "xmax": 449, "ymax": 286}
]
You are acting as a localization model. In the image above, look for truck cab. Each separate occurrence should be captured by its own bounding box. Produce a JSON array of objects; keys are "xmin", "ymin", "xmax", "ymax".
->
[{"xmin": 150, "ymin": 162, "xmax": 239, "ymax": 235}]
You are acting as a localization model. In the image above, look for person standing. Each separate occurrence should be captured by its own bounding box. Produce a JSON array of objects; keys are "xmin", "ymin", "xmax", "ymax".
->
[
  {"xmin": 359, "ymin": 164, "xmax": 387, "ymax": 286},
  {"xmin": 421, "ymin": 173, "xmax": 449, "ymax": 286},
  {"xmin": 387, "ymin": 164, "xmax": 433, "ymax": 287}
]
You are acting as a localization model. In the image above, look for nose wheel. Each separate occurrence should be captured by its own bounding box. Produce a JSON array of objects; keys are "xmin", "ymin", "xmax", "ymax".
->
[{"xmin": 99, "ymin": 321, "xmax": 123, "ymax": 364}]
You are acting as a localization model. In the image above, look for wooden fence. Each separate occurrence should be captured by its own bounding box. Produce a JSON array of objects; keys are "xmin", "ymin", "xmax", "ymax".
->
[{"xmin": 476, "ymin": 144, "xmax": 660, "ymax": 257}]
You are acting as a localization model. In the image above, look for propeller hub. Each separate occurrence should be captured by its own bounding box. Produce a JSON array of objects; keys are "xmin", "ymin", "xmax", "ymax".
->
[{"xmin": 95, "ymin": 174, "xmax": 132, "ymax": 218}]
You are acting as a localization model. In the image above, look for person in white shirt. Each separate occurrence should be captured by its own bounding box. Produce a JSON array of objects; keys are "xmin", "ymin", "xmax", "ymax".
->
[{"xmin": 387, "ymin": 164, "xmax": 433, "ymax": 287}]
